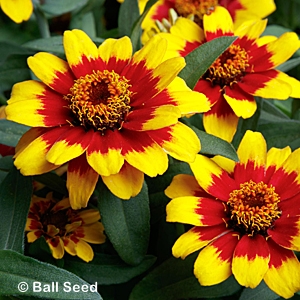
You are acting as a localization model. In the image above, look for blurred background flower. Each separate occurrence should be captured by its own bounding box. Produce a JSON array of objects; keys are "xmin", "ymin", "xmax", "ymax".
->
[
  {"xmin": 26, "ymin": 192, "xmax": 106, "ymax": 262},
  {"xmin": 0, "ymin": 0, "xmax": 33, "ymax": 23}
]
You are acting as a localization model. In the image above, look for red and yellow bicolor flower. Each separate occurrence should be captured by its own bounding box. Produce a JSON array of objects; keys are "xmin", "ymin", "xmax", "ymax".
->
[
  {"xmin": 0, "ymin": 0, "xmax": 33, "ymax": 23},
  {"xmin": 26, "ymin": 193, "xmax": 106, "ymax": 262},
  {"xmin": 158, "ymin": 6, "xmax": 300, "ymax": 141},
  {"xmin": 5, "ymin": 29, "xmax": 209, "ymax": 209},
  {"xmin": 166, "ymin": 130, "xmax": 300, "ymax": 298},
  {"xmin": 141, "ymin": 0, "xmax": 276, "ymax": 42}
]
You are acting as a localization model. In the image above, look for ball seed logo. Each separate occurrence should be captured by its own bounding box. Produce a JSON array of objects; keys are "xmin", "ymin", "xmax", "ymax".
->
[{"xmin": 17, "ymin": 281, "xmax": 98, "ymax": 293}]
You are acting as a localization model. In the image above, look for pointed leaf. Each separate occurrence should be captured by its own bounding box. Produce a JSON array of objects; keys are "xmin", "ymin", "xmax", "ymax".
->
[
  {"xmin": 64, "ymin": 254, "xmax": 156, "ymax": 285},
  {"xmin": 0, "ymin": 166, "xmax": 32, "ymax": 253},
  {"xmin": 118, "ymin": 0, "xmax": 140, "ymax": 38},
  {"xmin": 277, "ymin": 57, "xmax": 300, "ymax": 72},
  {"xmin": 179, "ymin": 36, "xmax": 237, "ymax": 89},
  {"xmin": 130, "ymin": 0, "xmax": 158, "ymax": 52},
  {"xmin": 0, "ymin": 42, "xmax": 33, "ymax": 63},
  {"xmin": 129, "ymin": 253, "xmax": 241, "ymax": 300},
  {"xmin": 0, "ymin": 119, "xmax": 29, "ymax": 147},
  {"xmin": 258, "ymin": 120, "xmax": 300, "ymax": 149},
  {"xmin": 0, "ymin": 250, "xmax": 102, "ymax": 299},
  {"xmin": 0, "ymin": 56, "xmax": 31, "ymax": 93},
  {"xmin": 39, "ymin": 0, "xmax": 88, "ymax": 16},
  {"xmin": 191, "ymin": 126, "xmax": 238, "ymax": 162},
  {"xmin": 240, "ymin": 281, "xmax": 280, "ymax": 300},
  {"xmin": 23, "ymin": 36, "xmax": 65, "ymax": 55},
  {"xmin": 33, "ymin": 173, "xmax": 68, "ymax": 196},
  {"xmin": 97, "ymin": 181, "xmax": 150, "ymax": 265}
]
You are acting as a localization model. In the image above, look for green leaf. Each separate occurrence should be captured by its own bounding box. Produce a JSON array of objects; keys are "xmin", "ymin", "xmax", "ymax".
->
[
  {"xmin": 23, "ymin": 35, "xmax": 105, "ymax": 56},
  {"xmin": 33, "ymin": 172, "xmax": 68, "ymax": 196},
  {"xmin": 232, "ymin": 97, "xmax": 263, "ymax": 148},
  {"xmin": 0, "ymin": 167, "xmax": 32, "ymax": 253},
  {"xmin": 39, "ymin": 0, "xmax": 88, "ymax": 16},
  {"xmin": 64, "ymin": 254, "xmax": 156, "ymax": 285},
  {"xmin": 0, "ymin": 120, "xmax": 29, "ymax": 147},
  {"xmin": 179, "ymin": 36, "xmax": 237, "ymax": 89},
  {"xmin": 277, "ymin": 57, "xmax": 300, "ymax": 72},
  {"xmin": 0, "ymin": 250, "xmax": 102, "ymax": 299},
  {"xmin": 70, "ymin": 11, "xmax": 96, "ymax": 37},
  {"xmin": 23, "ymin": 36, "xmax": 65, "ymax": 55},
  {"xmin": 0, "ymin": 42, "xmax": 33, "ymax": 63},
  {"xmin": 0, "ymin": 56, "xmax": 31, "ymax": 93},
  {"xmin": 97, "ymin": 181, "xmax": 150, "ymax": 265},
  {"xmin": 118, "ymin": 0, "xmax": 140, "ymax": 38},
  {"xmin": 239, "ymin": 281, "xmax": 280, "ymax": 300},
  {"xmin": 258, "ymin": 120, "xmax": 300, "ymax": 149},
  {"xmin": 260, "ymin": 99, "xmax": 290, "ymax": 123},
  {"xmin": 191, "ymin": 126, "xmax": 238, "ymax": 161},
  {"xmin": 129, "ymin": 253, "xmax": 241, "ymax": 300},
  {"xmin": 146, "ymin": 159, "xmax": 191, "ymax": 195},
  {"xmin": 0, "ymin": 156, "xmax": 14, "ymax": 172},
  {"xmin": 262, "ymin": 24, "xmax": 293, "ymax": 37},
  {"xmin": 130, "ymin": 0, "xmax": 158, "ymax": 52}
]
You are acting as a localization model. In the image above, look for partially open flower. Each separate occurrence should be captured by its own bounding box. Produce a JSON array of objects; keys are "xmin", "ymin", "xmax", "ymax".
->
[
  {"xmin": 141, "ymin": 0, "xmax": 276, "ymax": 42},
  {"xmin": 26, "ymin": 193, "xmax": 106, "ymax": 262},
  {"xmin": 158, "ymin": 6, "xmax": 300, "ymax": 141}
]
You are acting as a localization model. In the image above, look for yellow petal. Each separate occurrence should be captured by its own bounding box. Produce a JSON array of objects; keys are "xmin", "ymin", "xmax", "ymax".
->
[
  {"xmin": 75, "ymin": 239, "xmax": 94, "ymax": 262},
  {"xmin": 266, "ymin": 146, "xmax": 292, "ymax": 170},
  {"xmin": 27, "ymin": 52, "xmax": 74, "ymax": 94},
  {"xmin": 166, "ymin": 196, "xmax": 203, "ymax": 226},
  {"xmin": 237, "ymin": 130, "xmax": 267, "ymax": 168},
  {"xmin": 234, "ymin": 19, "xmax": 267, "ymax": 40},
  {"xmin": 98, "ymin": 36, "xmax": 132, "ymax": 64},
  {"xmin": 267, "ymin": 32, "xmax": 300, "ymax": 68},
  {"xmin": 102, "ymin": 163, "xmax": 144, "ymax": 199},
  {"xmin": 64, "ymin": 29, "xmax": 98, "ymax": 76},
  {"xmin": 81, "ymin": 223, "xmax": 106, "ymax": 244},
  {"xmin": 170, "ymin": 17, "xmax": 205, "ymax": 43},
  {"xmin": 132, "ymin": 34, "xmax": 167, "ymax": 70},
  {"xmin": 203, "ymin": 6, "xmax": 234, "ymax": 38},
  {"xmin": 160, "ymin": 122, "xmax": 201, "ymax": 163},
  {"xmin": 67, "ymin": 156, "xmax": 99, "ymax": 209},
  {"xmin": 165, "ymin": 174, "xmax": 202, "ymax": 198},
  {"xmin": 1, "ymin": 0, "xmax": 33, "ymax": 23}
]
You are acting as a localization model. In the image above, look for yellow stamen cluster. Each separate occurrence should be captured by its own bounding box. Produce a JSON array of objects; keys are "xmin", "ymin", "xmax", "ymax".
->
[
  {"xmin": 227, "ymin": 180, "xmax": 281, "ymax": 235},
  {"xmin": 174, "ymin": 0, "xmax": 218, "ymax": 19},
  {"xmin": 206, "ymin": 44, "xmax": 250, "ymax": 88},
  {"xmin": 65, "ymin": 70, "xmax": 132, "ymax": 133}
]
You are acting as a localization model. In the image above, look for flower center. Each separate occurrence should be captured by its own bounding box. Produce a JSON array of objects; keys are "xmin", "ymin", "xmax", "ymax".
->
[
  {"xmin": 65, "ymin": 70, "xmax": 132, "ymax": 133},
  {"xmin": 226, "ymin": 180, "xmax": 281, "ymax": 236},
  {"xmin": 174, "ymin": 0, "xmax": 218, "ymax": 19},
  {"xmin": 41, "ymin": 209, "xmax": 69, "ymax": 236},
  {"xmin": 205, "ymin": 44, "xmax": 250, "ymax": 88}
]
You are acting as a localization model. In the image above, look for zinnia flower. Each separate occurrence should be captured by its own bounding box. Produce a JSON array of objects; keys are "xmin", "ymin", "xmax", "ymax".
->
[
  {"xmin": 141, "ymin": 0, "xmax": 276, "ymax": 42},
  {"xmin": 26, "ymin": 193, "xmax": 106, "ymax": 262},
  {"xmin": 0, "ymin": 0, "xmax": 33, "ymax": 23},
  {"xmin": 165, "ymin": 130, "xmax": 300, "ymax": 298},
  {"xmin": 5, "ymin": 30, "xmax": 209, "ymax": 209},
  {"xmin": 158, "ymin": 6, "xmax": 300, "ymax": 141}
]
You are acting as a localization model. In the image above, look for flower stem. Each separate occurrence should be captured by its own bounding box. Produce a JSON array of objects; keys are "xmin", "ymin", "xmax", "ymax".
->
[{"xmin": 34, "ymin": 7, "xmax": 50, "ymax": 38}]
